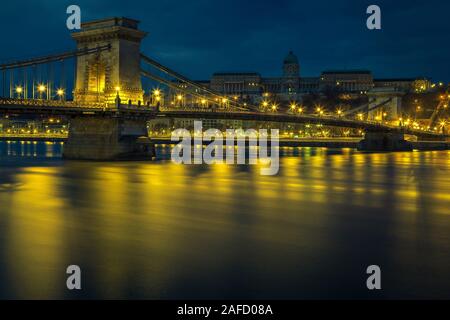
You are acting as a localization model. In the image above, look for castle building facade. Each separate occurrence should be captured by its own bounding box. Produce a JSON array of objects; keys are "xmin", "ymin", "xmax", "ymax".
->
[{"xmin": 166, "ymin": 51, "xmax": 433, "ymax": 107}]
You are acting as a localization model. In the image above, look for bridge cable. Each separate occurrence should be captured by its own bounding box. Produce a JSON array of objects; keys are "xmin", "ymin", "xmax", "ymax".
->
[
  {"xmin": 141, "ymin": 69, "xmax": 248, "ymax": 111},
  {"xmin": 0, "ymin": 45, "xmax": 111, "ymax": 71},
  {"xmin": 140, "ymin": 53, "xmax": 255, "ymax": 111}
]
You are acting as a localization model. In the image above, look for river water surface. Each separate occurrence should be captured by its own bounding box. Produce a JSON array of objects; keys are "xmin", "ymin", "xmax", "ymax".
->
[{"xmin": 0, "ymin": 141, "xmax": 449, "ymax": 299}]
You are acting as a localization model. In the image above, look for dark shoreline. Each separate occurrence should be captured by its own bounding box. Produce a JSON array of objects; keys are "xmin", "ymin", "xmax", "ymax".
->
[
  {"xmin": 1, "ymin": 137, "xmax": 449, "ymax": 150},
  {"xmin": 152, "ymin": 138, "xmax": 450, "ymax": 150}
]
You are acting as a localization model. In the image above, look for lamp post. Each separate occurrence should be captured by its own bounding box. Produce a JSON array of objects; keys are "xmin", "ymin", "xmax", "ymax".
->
[
  {"xmin": 38, "ymin": 84, "xmax": 46, "ymax": 99},
  {"xmin": 57, "ymin": 88, "xmax": 65, "ymax": 101},
  {"xmin": 290, "ymin": 103, "xmax": 297, "ymax": 114},
  {"xmin": 15, "ymin": 86, "xmax": 23, "ymax": 99}
]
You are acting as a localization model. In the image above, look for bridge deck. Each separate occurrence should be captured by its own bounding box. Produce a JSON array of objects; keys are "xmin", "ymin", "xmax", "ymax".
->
[{"xmin": 0, "ymin": 100, "xmax": 447, "ymax": 140}]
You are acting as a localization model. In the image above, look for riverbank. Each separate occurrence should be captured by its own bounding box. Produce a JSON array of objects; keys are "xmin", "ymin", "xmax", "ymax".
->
[
  {"xmin": 152, "ymin": 137, "xmax": 450, "ymax": 151},
  {"xmin": 1, "ymin": 136, "xmax": 449, "ymax": 150},
  {"xmin": 0, "ymin": 136, "xmax": 66, "ymax": 142}
]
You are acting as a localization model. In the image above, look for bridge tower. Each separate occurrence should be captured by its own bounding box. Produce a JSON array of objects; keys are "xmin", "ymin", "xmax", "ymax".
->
[
  {"xmin": 367, "ymin": 88, "xmax": 405, "ymax": 121},
  {"xmin": 64, "ymin": 18, "xmax": 154, "ymax": 161},
  {"xmin": 72, "ymin": 17, "xmax": 147, "ymax": 106}
]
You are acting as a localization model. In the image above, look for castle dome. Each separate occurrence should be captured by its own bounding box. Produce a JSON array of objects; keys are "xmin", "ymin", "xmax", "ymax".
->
[{"xmin": 284, "ymin": 51, "xmax": 298, "ymax": 64}]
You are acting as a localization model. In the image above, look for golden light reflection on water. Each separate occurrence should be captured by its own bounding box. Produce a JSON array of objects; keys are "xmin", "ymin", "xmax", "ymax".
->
[
  {"xmin": 0, "ymin": 145, "xmax": 450, "ymax": 299},
  {"xmin": 4, "ymin": 167, "xmax": 65, "ymax": 298}
]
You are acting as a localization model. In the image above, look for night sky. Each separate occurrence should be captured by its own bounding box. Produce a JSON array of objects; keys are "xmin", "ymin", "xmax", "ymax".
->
[{"xmin": 1, "ymin": 0, "xmax": 449, "ymax": 82}]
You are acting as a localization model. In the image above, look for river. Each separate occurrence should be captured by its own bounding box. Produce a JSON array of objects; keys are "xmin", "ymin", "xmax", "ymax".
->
[{"xmin": 0, "ymin": 141, "xmax": 449, "ymax": 299}]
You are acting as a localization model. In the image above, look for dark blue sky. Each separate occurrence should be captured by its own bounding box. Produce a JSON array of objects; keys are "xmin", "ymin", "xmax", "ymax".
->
[{"xmin": 1, "ymin": 0, "xmax": 449, "ymax": 81}]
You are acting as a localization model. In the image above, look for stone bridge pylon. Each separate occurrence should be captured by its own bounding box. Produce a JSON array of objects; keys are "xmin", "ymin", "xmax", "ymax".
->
[
  {"xmin": 72, "ymin": 17, "xmax": 147, "ymax": 106},
  {"xmin": 64, "ymin": 17, "xmax": 155, "ymax": 161},
  {"xmin": 367, "ymin": 88, "xmax": 405, "ymax": 121}
]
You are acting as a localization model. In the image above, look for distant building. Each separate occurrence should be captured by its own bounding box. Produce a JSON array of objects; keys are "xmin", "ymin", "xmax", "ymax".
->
[
  {"xmin": 299, "ymin": 77, "xmax": 320, "ymax": 94},
  {"xmin": 320, "ymin": 70, "xmax": 374, "ymax": 93},
  {"xmin": 165, "ymin": 51, "xmax": 434, "ymax": 107},
  {"xmin": 374, "ymin": 78, "xmax": 415, "ymax": 91},
  {"xmin": 373, "ymin": 77, "xmax": 432, "ymax": 93},
  {"xmin": 209, "ymin": 72, "xmax": 262, "ymax": 98},
  {"xmin": 192, "ymin": 51, "xmax": 304, "ymax": 104}
]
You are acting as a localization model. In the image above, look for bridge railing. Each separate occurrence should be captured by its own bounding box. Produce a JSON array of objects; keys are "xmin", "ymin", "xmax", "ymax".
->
[{"xmin": 0, "ymin": 98, "xmax": 108, "ymax": 109}]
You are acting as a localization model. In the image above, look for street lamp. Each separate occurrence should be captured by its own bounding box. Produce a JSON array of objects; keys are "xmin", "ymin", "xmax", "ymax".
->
[
  {"xmin": 57, "ymin": 88, "xmax": 65, "ymax": 101},
  {"xmin": 176, "ymin": 94, "xmax": 183, "ymax": 107},
  {"xmin": 38, "ymin": 84, "xmax": 46, "ymax": 99},
  {"xmin": 15, "ymin": 86, "xmax": 23, "ymax": 99},
  {"xmin": 316, "ymin": 106, "xmax": 322, "ymax": 116}
]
